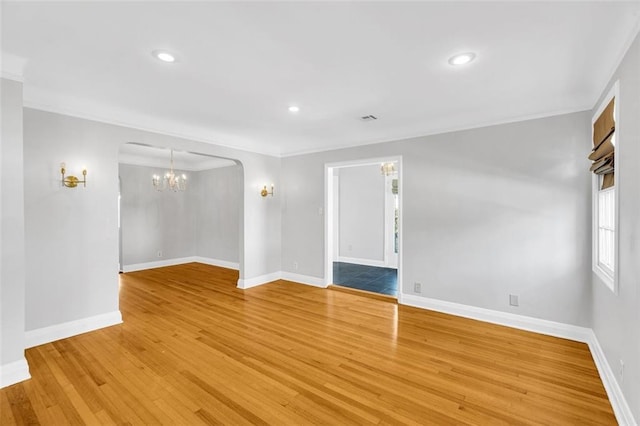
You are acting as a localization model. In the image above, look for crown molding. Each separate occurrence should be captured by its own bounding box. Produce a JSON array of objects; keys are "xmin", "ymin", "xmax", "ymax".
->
[
  {"xmin": 1, "ymin": 52, "xmax": 27, "ymax": 82},
  {"xmin": 22, "ymin": 86, "xmax": 282, "ymax": 158},
  {"xmin": 592, "ymin": 12, "xmax": 640, "ymax": 109},
  {"xmin": 280, "ymin": 106, "xmax": 590, "ymax": 158},
  {"xmin": 118, "ymin": 153, "xmax": 236, "ymax": 172}
]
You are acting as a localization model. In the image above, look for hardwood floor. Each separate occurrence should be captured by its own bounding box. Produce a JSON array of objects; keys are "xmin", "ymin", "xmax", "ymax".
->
[{"xmin": 1, "ymin": 263, "xmax": 615, "ymax": 425}]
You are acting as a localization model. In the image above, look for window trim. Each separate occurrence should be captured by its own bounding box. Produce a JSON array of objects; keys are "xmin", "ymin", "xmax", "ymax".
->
[{"xmin": 591, "ymin": 81, "xmax": 619, "ymax": 294}]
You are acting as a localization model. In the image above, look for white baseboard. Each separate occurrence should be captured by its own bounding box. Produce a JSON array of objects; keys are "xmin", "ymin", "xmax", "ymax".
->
[
  {"xmin": 122, "ymin": 257, "xmax": 197, "ymax": 272},
  {"xmin": 401, "ymin": 294, "xmax": 592, "ymax": 342},
  {"xmin": 337, "ymin": 256, "xmax": 390, "ymax": 268},
  {"xmin": 587, "ymin": 331, "xmax": 636, "ymax": 426},
  {"xmin": 237, "ymin": 272, "xmax": 281, "ymax": 289},
  {"xmin": 0, "ymin": 358, "xmax": 30, "ymax": 389},
  {"xmin": 192, "ymin": 256, "xmax": 239, "ymax": 270},
  {"xmin": 25, "ymin": 310, "xmax": 123, "ymax": 349},
  {"xmin": 401, "ymin": 294, "xmax": 635, "ymax": 426},
  {"xmin": 281, "ymin": 272, "xmax": 327, "ymax": 288},
  {"xmin": 123, "ymin": 256, "xmax": 239, "ymax": 273},
  {"xmin": 237, "ymin": 271, "xmax": 327, "ymax": 289}
]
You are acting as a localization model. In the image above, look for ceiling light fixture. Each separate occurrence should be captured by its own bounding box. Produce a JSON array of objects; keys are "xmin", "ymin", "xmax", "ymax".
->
[
  {"xmin": 152, "ymin": 50, "xmax": 176, "ymax": 63},
  {"xmin": 288, "ymin": 106, "xmax": 300, "ymax": 113},
  {"xmin": 448, "ymin": 52, "xmax": 476, "ymax": 66}
]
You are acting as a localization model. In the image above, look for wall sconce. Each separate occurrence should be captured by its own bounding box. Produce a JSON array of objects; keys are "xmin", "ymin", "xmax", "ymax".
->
[
  {"xmin": 60, "ymin": 163, "xmax": 87, "ymax": 188},
  {"xmin": 261, "ymin": 184, "xmax": 274, "ymax": 197}
]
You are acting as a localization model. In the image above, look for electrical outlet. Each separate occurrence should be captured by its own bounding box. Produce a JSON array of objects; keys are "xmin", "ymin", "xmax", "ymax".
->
[
  {"xmin": 157, "ymin": 250, "xmax": 162, "ymax": 258},
  {"xmin": 414, "ymin": 282, "xmax": 422, "ymax": 293},
  {"xmin": 293, "ymin": 261, "xmax": 298, "ymax": 270},
  {"xmin": 509, "ymin": 294, "xmax": 519, "ymax": 306},
  {"xmin": 620, "ymin": 359, "xmax": 624, "ymax": 383}
]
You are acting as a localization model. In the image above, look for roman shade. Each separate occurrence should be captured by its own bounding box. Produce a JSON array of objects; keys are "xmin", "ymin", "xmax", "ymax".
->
[{"xmin": 589, "ymin": 98, "xmax": 615, "ymax": 189}]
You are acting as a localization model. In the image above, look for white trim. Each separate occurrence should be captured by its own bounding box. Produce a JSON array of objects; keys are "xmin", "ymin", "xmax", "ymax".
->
[
  {"xmin": 237, "ymin": 272, "xmax": 281, "ymax": 289},
  {"xmin": 281, "ymin": 272, "xmax": 327, "ymax": 288},
  {"xmin": 401, "ymin": 295, "xmax": 593, "ymax": 342},
  {"xmin": 123, "ymin": 256, "xmax": 240, "ymax": 273},
  {"xmin": 593, "ymin": 16, "xmax": 640, "ymax": 111},
  {"xmin": 383, "ymin": 172, "xmax": 399, "ymax": 268},
  {"xmin": 122, "ymin": 257, "xmax": 198, "ymax": 272},
  {"xmin": 1, "ymin": 52, "xmax": 27, "ymax": 82},
  {"xmin": 22, "ymin": 89, "xmax": 589, "ymax": 159},
  {"xmin": 325, "ymin": 165, "xmax": 334, "ymax": 285},
  {"xmin": 325, "ymin": 156, "xmax": 403, "ymax": 295},
  {"xmin": 591, "ymin": 81, "xmax": 620, "ymax": 294},
  {"xmin": 325, "ymin": 156, "xmax": 403, "ymax": 169},
  {"xmin": 0, "ymin": 358, "xmax": 31, "ymax": 389},
  {"xmin": 236, "ymin": 271, "xmax": 327, "ymax": 290},
  {"xmin": 1, "ymin": 71, "xmax": 24, "ymax": 83},
  {"xmin": 118, "ymin": 156, "xmax": 236, "ymax": 172},
  {"xmin": 587, "ymin": 332, "xmax": 637, "ymax": 426},
  {"xmin": 23, "ymin": 96, "xmax": 281, "ymax": 158},
  {"xmin": 25, "ymin": 311, "xmax": 123, "ymax": 349},
  {"xmin": 192, "ymin": 256, "xmax": 239, "ymax": 271},
  {"xmin": 336, "ymin": 256, "xmax": 389, "ymax": 268},
  {"xmin": 281, "ymin": 107, "xmax": 590, "ymax": 158}
]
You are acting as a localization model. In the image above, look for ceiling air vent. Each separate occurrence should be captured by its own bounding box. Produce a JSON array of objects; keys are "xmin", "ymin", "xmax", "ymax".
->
[{"xmin": 359, "ymin": 115, "xmax": 378, "ymax": 122}]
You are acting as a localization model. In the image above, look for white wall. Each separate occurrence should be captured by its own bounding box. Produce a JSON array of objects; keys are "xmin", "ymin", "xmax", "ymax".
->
[
  {"xmin": 282, "ymin": 111, "xmax": 592, "ymax": 327},
  {"xmin": 338, "ymin": 165, "xmax": 385, "ymax": 262},
  {"xmin": 195, "ymin": 165, "xmax": 242, "ymax": 263},
  {"xmin": 590, "ymin": 32, "xmax": 640, "ymax": 422},
  {"xmin": 23, "ymin": 108, "xmax": 281, "ymax": 335},
  {"xmin": 119, "ymin": 163, "xmax": 197, "ymax": 266},
  {"xmin": 0, "ymin": 78, "xmax": 29, "ymax": 385},
  {"xmin": 24, "ymin": 112, "xmax": 122, "ymax": 331}
]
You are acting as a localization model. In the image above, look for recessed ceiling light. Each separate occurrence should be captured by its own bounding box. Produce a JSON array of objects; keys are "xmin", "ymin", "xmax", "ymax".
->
[
  {"xmin": 448, "ymin": 52, "xmax": 476, "ymax": 66},
  {"xmin": 152, "ymin": 50, "xmax": 176, "ymax": 63},
  {"xmin": 288, "ymin": 106, "xmax": 300, "ymax": 113}
]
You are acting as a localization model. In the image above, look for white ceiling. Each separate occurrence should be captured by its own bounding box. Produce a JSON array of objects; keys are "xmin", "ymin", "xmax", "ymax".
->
[{"xmin": 3, "ymin": 2, "xmax": 640, "ymax": 157}]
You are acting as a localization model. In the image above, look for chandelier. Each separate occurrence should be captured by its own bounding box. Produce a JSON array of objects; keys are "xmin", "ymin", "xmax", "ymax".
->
[{"xmin": 152, "ymin": 149, "xmax": 187, "ymax": 191}]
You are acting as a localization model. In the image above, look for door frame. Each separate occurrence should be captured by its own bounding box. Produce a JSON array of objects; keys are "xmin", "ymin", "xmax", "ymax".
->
[{"xmin": 324, "ymin": 156, "xmax": 403, "ymax": 301}]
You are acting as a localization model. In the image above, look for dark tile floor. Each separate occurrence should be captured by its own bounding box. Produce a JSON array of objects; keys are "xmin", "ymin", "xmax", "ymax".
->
[{"xmin": 332, "ymin": 262, "xmax": 397, "ymax": 296}]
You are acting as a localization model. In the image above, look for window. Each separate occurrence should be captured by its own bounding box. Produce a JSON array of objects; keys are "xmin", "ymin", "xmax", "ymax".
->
[
  {"xmin": 590, "ymin": 82, "xmax": 618, "ymax": 292},
  {"xmin": 597, "ymin": 186, "xmax": 615, "ymax": 276}
]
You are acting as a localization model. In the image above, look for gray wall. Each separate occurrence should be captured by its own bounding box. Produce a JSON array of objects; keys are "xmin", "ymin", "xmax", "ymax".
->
[
  {"xmin": 590, "ymin": 33, "xmax": 640, "ymax": 421},
  {"xmin": 119, "ymin": 163, "xmax": 242, "ymax": 267},
  {"xmin": 0, "ymin": 78, "xmax": 27, "ymax": 371},
  {"xmin": 282, "ymin": 111, "xmax": 592, "ymax": 327},
  {"xmin": 119, "ymin": 163, "xmax": 197, "ymax": 266},
  {"xmin": 23, "ymin": 108, "xmax": 281, "ymax": 332},
  {"xmin": 338, "ymin": 165, "xmax": 385, "ymax": 262},
  {"xmin": 195, "ymin": 165, "xmax": 241, "ymax": 263}
]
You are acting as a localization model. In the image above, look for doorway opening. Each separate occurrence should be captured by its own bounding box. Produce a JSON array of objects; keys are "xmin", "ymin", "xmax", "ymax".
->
[
  {"xmin": 117, "ymin": 142, "xmax": 243, "ymax": 277},
  {"xmin": 325, "ymin": 157, "xmax": 402, "ymax": 299}
]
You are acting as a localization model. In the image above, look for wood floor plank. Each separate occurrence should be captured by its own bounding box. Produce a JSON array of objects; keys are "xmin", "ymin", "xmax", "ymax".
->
[{"xmin": 0, "ymin": 263, "xmax": 616, "ymax": 425}]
